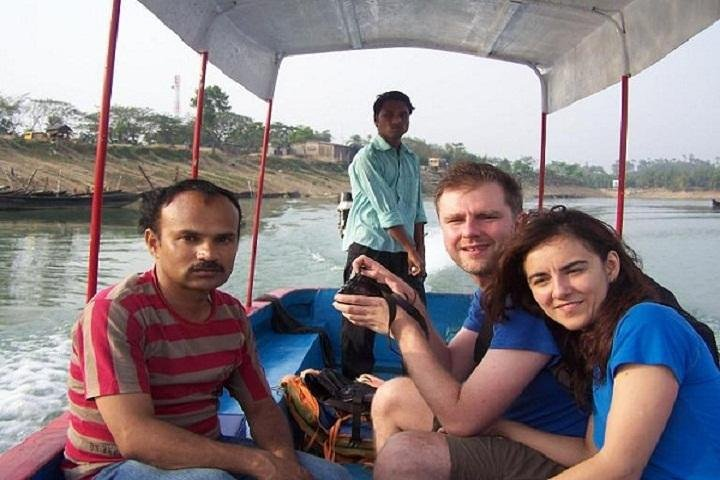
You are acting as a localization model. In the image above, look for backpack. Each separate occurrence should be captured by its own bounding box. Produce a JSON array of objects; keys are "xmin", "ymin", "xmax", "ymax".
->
[
  {"xmin": 281, "ymin": 368, "xmax": 376, "ymax": 463},
  {"xmin": 649, "ymin": 278, "xmax": 719, "ymax": 367}
]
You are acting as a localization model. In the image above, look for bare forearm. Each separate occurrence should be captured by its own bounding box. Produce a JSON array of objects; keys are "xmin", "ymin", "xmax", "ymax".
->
[
  {"xmin": 552, "ymin": 452, "xmax": 642, "ymax": 480},
  {"xmin": 394, "ymin": 318, "xmax": 465, "ymax": 426},
  {"xmin": 405, "ymin": 296, "xmax": 452, "ymax": 368},
  {"xmin": 413, "ymin": 223, "xmax": 425, "ymax": 258},
  {"xmin": 496, "ymin": 420, "xmax": 591, "ymax": 468},
  {"xmin": 386, "ymin": 226, "xmax": 418, "ymax": 256},
  {"xmin": 426, "ymin": 327, "xmax": 452, "ymax": 369},
  {"xmin": 117, "ymin": 417, "xmax": 269, "ymax": 475},
  {"xmin": 247, "ymin": 402, "xmax": 296, "ymax": 459}
]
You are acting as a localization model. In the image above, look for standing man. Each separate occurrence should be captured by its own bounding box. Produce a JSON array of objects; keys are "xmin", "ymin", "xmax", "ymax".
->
[
  {"xmin": 63, "ymin": 180, "xmax": 349, "ymax": 480},
  {"xmin": 335, "ymin": 162, "xmax": 587, "ymax": 479},
  {"xmin": 341, "ymin": 90, "xmax": 427, "ymax": 379}
]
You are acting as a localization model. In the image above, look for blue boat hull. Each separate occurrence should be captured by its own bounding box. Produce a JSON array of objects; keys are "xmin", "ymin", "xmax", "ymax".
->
[{"xmin": 0, "ymin": 288, "xmax": 471, "ymax": 479}]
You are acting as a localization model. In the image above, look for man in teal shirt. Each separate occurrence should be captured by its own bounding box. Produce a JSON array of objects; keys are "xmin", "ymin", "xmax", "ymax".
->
[{"xmin": 341, "ymin": 90, "xmax": 427, "ymax": 378}]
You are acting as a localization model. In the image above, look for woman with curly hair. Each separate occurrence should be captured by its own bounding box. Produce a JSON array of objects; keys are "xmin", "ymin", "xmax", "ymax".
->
[{"xmin": 484, "ymin": 207, "xmax": 720, "ymax": 479}]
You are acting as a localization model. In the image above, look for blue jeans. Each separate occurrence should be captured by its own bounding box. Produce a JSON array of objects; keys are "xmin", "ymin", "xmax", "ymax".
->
[{"xmin": 94, "ymin": 439, "xmax": 351, "ymax": 480}]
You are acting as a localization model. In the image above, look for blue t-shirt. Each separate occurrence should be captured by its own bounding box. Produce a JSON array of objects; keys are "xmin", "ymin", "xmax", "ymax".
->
[
  {"xmin": 592, "ymin": 302, "xmax": 720, "ymax": 479},
  {"xmin": 462, "ymin": 290, "xmax": 587, "ymax": 437}
]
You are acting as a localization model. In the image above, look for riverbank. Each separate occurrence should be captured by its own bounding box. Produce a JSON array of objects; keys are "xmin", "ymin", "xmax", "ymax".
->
[
  {"xmin": 0, "ymin": 139, "xmax": 350, "ymax": 199},
  {"xmin": 1, "ymin": 139, "xmax": 718, "ymax": 201}
]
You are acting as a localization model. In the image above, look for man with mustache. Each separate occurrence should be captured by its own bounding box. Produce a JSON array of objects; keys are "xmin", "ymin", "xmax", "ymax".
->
[
  {"xmin": 63, "ymin": 180, "xmax": 349, "ymax": 480},
  {"xmin": 341, "ymin": 90, "xmax": 427, "ymax": 379},
  {"xmin": 335, "ymin": 162, "xmax": 587, "ymax": 479}
]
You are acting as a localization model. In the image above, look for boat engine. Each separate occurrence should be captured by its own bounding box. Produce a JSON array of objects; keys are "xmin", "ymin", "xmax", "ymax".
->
[{"xmin": 336, "ymin": 191, "xmax": 352, "ymax": 238}]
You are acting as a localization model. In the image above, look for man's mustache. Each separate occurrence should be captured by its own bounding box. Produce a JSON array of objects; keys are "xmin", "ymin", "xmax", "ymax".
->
[{"xmin": 189, "ymin": 261, "xmax": 225, "ymax": 273}]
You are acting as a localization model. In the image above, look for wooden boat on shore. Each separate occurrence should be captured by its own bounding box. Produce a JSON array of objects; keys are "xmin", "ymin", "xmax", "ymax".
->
[
  {"xmin": 0, "ymin": 190, "xmax": 139, "ymax": 210},
  {"xmin": 0, "ymin": 1, "xmax": 718, "ymax": 478}
]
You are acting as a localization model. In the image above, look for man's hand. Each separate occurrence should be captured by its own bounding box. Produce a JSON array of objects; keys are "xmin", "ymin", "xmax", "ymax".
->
[
  {"xmin": 386, "ymin": 225, "xmax": 426, "ymax": 277},
  {"xmin": 256, "ymin": 451, "xmax": 313, "ymax": 480},
  {"xmin": 407, "ymin": 248, "xmax": 425, "ymax": 277},
  {"xmin": 351, "ymin": 255, "xmax": 417, "ymax": 302},
  {"xmin": 333, "ymin": 293, "xmax": 391, "ymax": 336},
  {"xmin": 333, "ymin": 292, "xmax": 424, "ymax": 341}
]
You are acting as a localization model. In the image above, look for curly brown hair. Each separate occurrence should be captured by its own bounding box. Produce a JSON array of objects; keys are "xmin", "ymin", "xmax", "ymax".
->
[{"xmin": 484, "ymin": 207, "xmax": 658, "ymax": 406}]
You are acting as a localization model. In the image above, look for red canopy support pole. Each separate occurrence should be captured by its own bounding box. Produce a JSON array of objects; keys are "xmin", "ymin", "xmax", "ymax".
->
[
  {"xmin": 245, "ymin": 99, "xmax": 274, "ymax": 308},
  {"xmin": 191, "ymin": 51, "xmax": 208, "ymax": 179},
  {"xmin": 86, "ymin": 0, "xmax": 122, "ymax": 302},
  {"xmin": 525, "ymin": 62, "xmax": 548, "ymax": 211},
  {"xmin": 615, "ymin": 74, "xmax": 630, "ymax": 236},
  {"xmin": 538, "ymin": 111, "xmax": 547, "ymax": 210}
]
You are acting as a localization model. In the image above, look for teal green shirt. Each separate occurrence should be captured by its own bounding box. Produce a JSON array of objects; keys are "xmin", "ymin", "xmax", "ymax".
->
[{"xmin": 342, "ymin": 135, "xmax": 426, "ymax": 252}]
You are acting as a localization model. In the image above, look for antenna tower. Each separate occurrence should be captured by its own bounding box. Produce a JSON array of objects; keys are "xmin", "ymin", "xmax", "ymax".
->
[{"xmin": 172, "ymin": 75, "xmax": 181, "ymax": 117}]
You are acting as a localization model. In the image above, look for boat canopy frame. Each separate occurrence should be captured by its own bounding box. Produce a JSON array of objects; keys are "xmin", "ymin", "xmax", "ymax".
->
[{"xmin": 85, "ymin": 0, "xmax": 720, "ymax": 304}]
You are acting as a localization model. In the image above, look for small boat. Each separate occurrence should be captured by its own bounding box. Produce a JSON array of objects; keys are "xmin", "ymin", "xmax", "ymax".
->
[
  {"xmin": 1, "ymin": 1, "xmax": 718, "ymax": 478},
  {"xmin": 0, "ymin": 190, "xmax": 139, "ymax": 210},
  {"xmin": 0, "ymin": 287, "xmax": 470, "ymax": 480},
  {"xmin": 712, "ymin": 199, "xmax": 720, "ymax": 210}
]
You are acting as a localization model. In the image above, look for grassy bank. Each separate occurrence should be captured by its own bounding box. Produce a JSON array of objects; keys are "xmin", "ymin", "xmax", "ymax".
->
[
  {"xmin": 0, "ymin": 138, "xmax": 350, "ymax": 199},
  {"xmin": 1, "ymin": 139, "xmax": 718, "ymax": 201}
]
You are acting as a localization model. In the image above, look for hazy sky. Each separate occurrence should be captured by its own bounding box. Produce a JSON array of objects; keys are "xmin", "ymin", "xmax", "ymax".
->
[{"xmin": 1, "ymin": 1, "xmax": 719, "ymax": 169}]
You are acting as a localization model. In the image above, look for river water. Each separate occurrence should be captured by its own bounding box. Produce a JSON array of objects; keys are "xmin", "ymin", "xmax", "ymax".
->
[{"xmin": 0, "ymin": 197, "xmax": 718, "ymax": 453}]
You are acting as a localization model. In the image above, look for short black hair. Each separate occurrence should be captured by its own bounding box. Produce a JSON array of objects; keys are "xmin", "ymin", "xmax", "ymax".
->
[
  {"xmin": 138, "ymin": 179, "xmax": 241, "ymax": 235},
  {"xmin": 373, "ymin": 91, "xmax": 414, "ymax": 121}
]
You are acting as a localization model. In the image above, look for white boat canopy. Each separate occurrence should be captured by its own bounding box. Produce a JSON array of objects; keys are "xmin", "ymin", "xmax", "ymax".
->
[{"xmin": 138, "ymin": 0, "xmax": 719, "ymax": 112}]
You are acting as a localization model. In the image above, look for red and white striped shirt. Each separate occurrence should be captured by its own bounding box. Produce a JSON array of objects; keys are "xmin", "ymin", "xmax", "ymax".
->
[{"xmin": 62, "ymin": 269, "xmax": 270, "ymax": 479}]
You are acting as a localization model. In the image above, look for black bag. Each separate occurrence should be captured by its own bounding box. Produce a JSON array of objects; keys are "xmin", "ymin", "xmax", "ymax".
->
[
  {"xmin": 649, "ymin": 277, "xmax": 719, "ymax": 367},
  {"xmin": 281, "ymin": 368, "xmax": 376, "ymax": 462}
]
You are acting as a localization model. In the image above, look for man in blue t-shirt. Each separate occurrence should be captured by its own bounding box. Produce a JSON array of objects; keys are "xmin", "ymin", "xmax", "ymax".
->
[{"xmin": 335, "ymin": 162, "xmax": 587, "ymax": 479}]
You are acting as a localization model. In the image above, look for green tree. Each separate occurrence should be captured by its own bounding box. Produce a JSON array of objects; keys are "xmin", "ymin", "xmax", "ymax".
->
[
  {"xmin": 270, "ymin": 122, "xmax": 294, "ymax": 150},
  {"xmin": 191, "ymin": 85, "xmax": 232, "ymax": 153},
  {"xmin": 23, "ymin": 98, "xmax": 80, "ymax": 131},
  {"xmin": 145, "ymin": 114, "xmax": 192, "ymax": 146},
  {"xmin": 347, "ymin": 134, "xmax": 371, "ymax": 147},
  {"xmin": 511, "ymin": 156, "xmax": 535, "ymax": 183},
  {"xmin": 109, "ymin": 106, "xmax": 153, "ymax": 144},
  {"xmin": 76, "ymin": 112, "xmax": 98, "ymax": 143},
  {"xmin": 0, "ymin": 94, "xmax": 25, "ymax": 134},
  {"xmin": 226, "ymin": 114, "xmax": 264, "ymax": 153}
]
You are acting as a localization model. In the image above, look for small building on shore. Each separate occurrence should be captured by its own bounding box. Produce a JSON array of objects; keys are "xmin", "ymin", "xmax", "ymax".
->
[
  {"xmin": 47, "ymin": 124, "xmax": 73, "ymax": 140},
  {"xmin": 428, "ymin": 157, "xmax": 448, "ymax": 172},
  {"xmin": 289, "ymin": 141, "xmax": 355, "ymax": 164},
  {"xmin": 22, "ymin": 131, "xmax": 49, "ymax": 141}
]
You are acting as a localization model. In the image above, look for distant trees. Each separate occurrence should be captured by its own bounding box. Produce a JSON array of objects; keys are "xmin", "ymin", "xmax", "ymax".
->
[
  {"xmin": 0, "ymin": 94, "xmax": 25, "ymax": 134},
  {"xmin": 625, "ymin": 156, "xmax": 720, "ymax": 190},
  {"xmin": 25, "ymin": 98, "xmax": 81, "ymax": 130},
  {"xmin": 191, "ymin": 85, "xmax": 233, "ymax": 152},
  {"xmin": 145, "ymin": 113, "xmax": 191, "ymax": 146},
  {"xmin": 2, "ymin": 87, "xmax": 719, "ymax": 191},
  {"xmin": 0, "ymin": 86, "xmax": 332, "ymax": 156}
]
